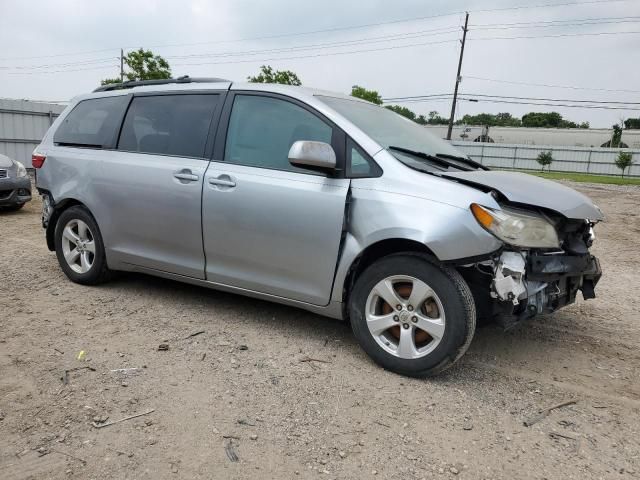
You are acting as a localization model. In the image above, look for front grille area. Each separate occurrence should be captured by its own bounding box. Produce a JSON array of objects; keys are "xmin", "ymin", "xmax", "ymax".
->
[
  {"xmin": 0, "ymin": 169, "xmax": 7, "ymax": 179},
  {"xmin": 0, "ymin": 189, "xmax": 13, "ymax": 200}
]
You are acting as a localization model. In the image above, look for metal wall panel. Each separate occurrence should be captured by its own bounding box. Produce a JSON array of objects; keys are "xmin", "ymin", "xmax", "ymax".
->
[{"xmin": 0, "ymin": 99, "xmax": 67, "ymax": 167}]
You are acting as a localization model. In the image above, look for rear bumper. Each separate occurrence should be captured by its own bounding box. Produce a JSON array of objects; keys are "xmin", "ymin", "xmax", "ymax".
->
[{"xmin": 0, "ymin": 177, "xmax": 31, "ymax": 206}]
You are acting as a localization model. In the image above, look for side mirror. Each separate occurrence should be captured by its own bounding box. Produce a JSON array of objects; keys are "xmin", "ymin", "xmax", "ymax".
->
[{"xmin": 288, "ymin": 140, "xmax": 336, "ymax": 171}]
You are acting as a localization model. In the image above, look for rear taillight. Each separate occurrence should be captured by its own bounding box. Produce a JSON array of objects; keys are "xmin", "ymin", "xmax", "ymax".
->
[{"xmin": 32, "ymin": 153, "xmax": 46, "ymax": 169}]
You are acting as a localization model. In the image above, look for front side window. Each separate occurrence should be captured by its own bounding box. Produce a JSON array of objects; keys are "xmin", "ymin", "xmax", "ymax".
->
[
  {"xmin": 348, "ymin": 139, "xmax": 381, "ymax": 178},
  {"xmin": 54, "ymin": 96, "xmax": 129, "ymax": 148},
  {"xmin": 118, "ymin": 94, "xmax": 219, "ymax": 158},
  {"xmin": 224, "ymin": 95, "xmax": 333, "ymax": 173}
]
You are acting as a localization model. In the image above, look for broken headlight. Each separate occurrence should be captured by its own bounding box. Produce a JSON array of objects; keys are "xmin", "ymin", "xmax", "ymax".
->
[{"xmin": 471, "ymin": 203, "xmax": 560, "ymax": 249}]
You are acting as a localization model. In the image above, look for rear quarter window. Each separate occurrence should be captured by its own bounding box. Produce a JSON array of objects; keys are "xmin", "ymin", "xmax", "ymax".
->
[{"xmin": 54, "ymin": 96, "xmax": 129, "ymax": 148}]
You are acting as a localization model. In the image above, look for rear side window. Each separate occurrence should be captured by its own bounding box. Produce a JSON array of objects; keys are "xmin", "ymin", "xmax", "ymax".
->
[
  {"xmin": 54, "ymin": 96, "xmax": 128, "ymax": 148},
  {"xmin": 224, "ymin": 95, "xmax": 333, "ymax": 173},
  {"xmin": 118, "ymin": 94, "xmax": 219, "ymax": 158}
]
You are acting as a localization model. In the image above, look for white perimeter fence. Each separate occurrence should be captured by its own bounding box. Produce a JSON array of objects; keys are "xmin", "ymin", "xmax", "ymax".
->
[{"xmin": 451, "ymin": 141, "xmax": 640, "ymax": 177}]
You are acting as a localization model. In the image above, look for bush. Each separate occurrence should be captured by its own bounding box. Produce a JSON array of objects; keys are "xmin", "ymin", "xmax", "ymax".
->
[
  {"xmin": 615, "ymin": 151, "xmax": 634, "ymax": 177},
  {"xmin": 536, "ymin": 151, "xmax": 554, "ymax": 172}
]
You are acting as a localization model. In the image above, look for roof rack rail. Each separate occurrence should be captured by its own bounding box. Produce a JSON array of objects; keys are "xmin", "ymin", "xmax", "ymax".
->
[{"xmin": 93, "ymin": 75, "xmax": 230, "ymax": 92}]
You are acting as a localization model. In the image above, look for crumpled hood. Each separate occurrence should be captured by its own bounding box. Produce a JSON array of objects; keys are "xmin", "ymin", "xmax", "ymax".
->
[
  {"xmin": 441, "ymin": 170, "xmax": 604, "ymax": 221},
  {"xmin": 0, "ymin": 154, "xmax": 14, "ymax": 168}
]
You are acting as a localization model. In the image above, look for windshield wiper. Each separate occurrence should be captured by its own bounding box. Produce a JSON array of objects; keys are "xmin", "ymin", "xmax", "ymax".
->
[
  {"xmin": 388, "ymin": 146, "xmax": 473, "ymax": 172},
  {"xmin": 434, "ymin": 153, "xmax": 489, "ymax": 171}
]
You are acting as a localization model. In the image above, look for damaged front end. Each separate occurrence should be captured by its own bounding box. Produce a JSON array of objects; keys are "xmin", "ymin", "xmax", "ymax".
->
[{"xmin": 461, "ymin": 211, "xmax": 602, "ymax": 330}]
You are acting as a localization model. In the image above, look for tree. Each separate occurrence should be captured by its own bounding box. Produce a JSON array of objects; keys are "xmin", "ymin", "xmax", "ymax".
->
[
  {"xmin": 521, "ymin": 111, "xmax": 585, "ymax": 129},
  {"xmin": 350, "ymin": 85, "xmax": 383, "ymax": 105},
  {"xmin": 247, "ymin": 65, "xmax": 301, "ymax": 85},
  {"xmin": 458, "ymin": 112, "xmax": 521, "ymax": 127},
  {"xmin": 385, "ymin": 105, "xmax": 416, "ymax": 121},
  {"xmin": 624, "ymin": 118, "xmax": 640, "ymax": 129},
  {"xmin": 601, "ymin": 124, "xmax": 629, "ymax": 148},
  {"xmin": 536, "ymin": 151, "xmax": 554, "ymax": 172},
  {"xmin": 101, "ymin": 48, "xmax": 171, "ymax": 85},
  {"xmin": 426, "ymin": 111, "xmax": 449, "ymax": 125},
  {"xmin": 615, "ymin": 151, "xmax": 634, "ymax": 177}
]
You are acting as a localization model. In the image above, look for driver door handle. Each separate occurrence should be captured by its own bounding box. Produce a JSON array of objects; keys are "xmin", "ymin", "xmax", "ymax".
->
[{"xmin": 174, "ymin": 172, "xmax": 199, "ymax": 182}]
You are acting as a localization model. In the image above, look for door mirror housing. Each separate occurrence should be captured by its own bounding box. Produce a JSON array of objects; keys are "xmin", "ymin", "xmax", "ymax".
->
[{"xmin": 288, "ymin": 141, "xmax": 336, "ymax": 172}]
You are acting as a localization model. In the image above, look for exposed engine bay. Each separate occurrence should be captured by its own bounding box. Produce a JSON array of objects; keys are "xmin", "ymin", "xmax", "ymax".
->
[{"xmin": 460, "ymin": 214, "xmax": 602, "ymax": 329}]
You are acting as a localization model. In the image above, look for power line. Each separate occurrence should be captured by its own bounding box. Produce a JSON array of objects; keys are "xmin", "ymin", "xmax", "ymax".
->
[
  {"xmin": 465, "ymin": 76, "xmax": 640, "ymax": 94},
  {"xmin": 384, "ymin": 93, "xmax": 640, "ymax": 104},
  {"xmin": 458, "ymin": 97, "xmax": 640, "ymax": 111},
  {"xmin": 1, "ymin": 0, "xmax": 634, "ymax": 62},
  {"xmin": 470, "ymin": 30, "xmax": 640, "ymax": 41},
  {"xmin": 4, "ymin": 25, "xmax": 638, "ymax": 72},
  {"xmin": 397, "ymin": 96, "xmax": 640, "ymax": 111},
  {"xmin": 473, "ymin": 18, "xmax": 640, "ymax": 30},
  {"xmin": 0, "ymin": 57, "xmax": 116, "ymax": 70},
  {"xmin": 163, "ymin": 27, "xmax": 461, "ymax": 60},
  {"xmin": 0, "ymin": 12, "xmax": 463, "ymax": 62},
  {"xmin": 472, "ymin": 0, "xmax": 633, "ymax": 14},
  {"xmin": 6, "ymin": 64, "xmax": 120, "ymax": 75},
  {"xmin": 0, "ymin": 26, "xmax": 460, "ymax": 70},
  {"xmin": 170, "ymin": 39, "xmax": 459, "ymax": 67},
  {"xmin": 474, "ymin": 15, "xmax": 640, "ymax": 28}
]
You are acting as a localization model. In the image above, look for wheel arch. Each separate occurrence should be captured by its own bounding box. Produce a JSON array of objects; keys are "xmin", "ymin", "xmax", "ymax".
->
[
  {"xmin": 45, "ymin": 196, "xmax": 91, "ymax": 251},
  {"xmin": 338, "ymin": 237, "xmax": 437, "ymax": 320}
]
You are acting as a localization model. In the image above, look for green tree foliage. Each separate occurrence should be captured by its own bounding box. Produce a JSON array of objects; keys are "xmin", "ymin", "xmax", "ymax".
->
[
  {"xmin": 247, "ymin": 65, "xmax": 302, "ymax": 85},
  {"xmin": 426, "ymin": 111, "xmax": 449, "ymax": 125},
  {"xmin": 458, "ymin": 112, "xmax": 522, "ymax": 127},
  {"xmin": 385, "ymin": 105, "xmax": 416, "ymax": 120},
  {"xmin": 624, "ymin": 118, "xmax": 640, "ymax": 129},
  {"xmin": 350, "ymin": 85, "xmax": 383, "ymax": 105},
  {"xmin": 101, "ymin": 48, "xmax": 171, "ymax": 85},
  {"xmin": 521, "ymin": 111, "xmax": 587, "ymax": 129},
  {"xmin": 536, "ymin": 151, "xmax": 554, "ymax": 172},
  {"xmin": 601, "ymin": 124, "xmax": 629, "ymax": 148},
  {"xmin": 615, "ymin": 151, "xmax": 634, "ymax": 177}
]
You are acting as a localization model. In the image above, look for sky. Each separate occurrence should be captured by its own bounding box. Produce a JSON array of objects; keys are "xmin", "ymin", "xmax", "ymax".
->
[{"xmin": 1, "ymin": 0, "xmax": 639, "ymax": 128}]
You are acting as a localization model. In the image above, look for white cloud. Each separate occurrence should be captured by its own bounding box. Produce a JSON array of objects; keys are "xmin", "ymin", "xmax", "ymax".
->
[{"xmin": 0, "ymin": 0, "xmax": 638, "ymax": 126}]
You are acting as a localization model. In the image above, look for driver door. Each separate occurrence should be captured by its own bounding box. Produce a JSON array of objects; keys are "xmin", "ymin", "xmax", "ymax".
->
[{"xmin": 202, "ymin": 93, "xmax": 350, "ymax": 305}]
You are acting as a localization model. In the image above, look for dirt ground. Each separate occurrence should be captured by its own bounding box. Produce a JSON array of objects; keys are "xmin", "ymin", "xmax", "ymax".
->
[{"xmin": 1, "ymin": 181, "xmax": 639, "ymax": 480}]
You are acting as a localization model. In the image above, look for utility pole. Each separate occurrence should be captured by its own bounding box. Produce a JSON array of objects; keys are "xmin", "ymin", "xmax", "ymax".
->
[
  {"xmin": 446, "ymin": 12, "xmax": 469, "ymax": 140},
  {"xmin": 120, "ymin": 48, "xmax": 124, "ymax": 82}
]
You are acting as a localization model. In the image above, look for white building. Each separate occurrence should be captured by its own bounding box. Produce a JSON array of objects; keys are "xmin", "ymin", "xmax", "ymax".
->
[{"xmin": 425, "ymin": 125, "xmax": 640, "ymax": 149}]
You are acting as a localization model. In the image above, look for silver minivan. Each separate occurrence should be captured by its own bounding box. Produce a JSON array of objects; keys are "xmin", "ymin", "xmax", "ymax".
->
[{"xmin": 34, "ymin": 77, "xmax": 602, "ymax": 376}]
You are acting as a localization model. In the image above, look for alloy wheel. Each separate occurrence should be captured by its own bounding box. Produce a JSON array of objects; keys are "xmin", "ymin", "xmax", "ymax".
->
[
  {"xmin": 365, "ymin": 275, "xmax": 446, "ymax": 359},
  {"xmin": 61, "ymin": 219, "xmax": 96, "ymax": 274}
]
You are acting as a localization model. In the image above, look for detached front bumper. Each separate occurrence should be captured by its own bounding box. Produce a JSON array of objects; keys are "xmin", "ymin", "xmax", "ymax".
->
[{"xmin": 0, "ymin": 176, "xmax": 32, "ymax": 206}]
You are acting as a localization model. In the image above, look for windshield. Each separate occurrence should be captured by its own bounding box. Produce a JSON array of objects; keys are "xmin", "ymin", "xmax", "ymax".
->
[{"xmin": 317, "ymin": 95, "xmax": 467, "ymax": 159}]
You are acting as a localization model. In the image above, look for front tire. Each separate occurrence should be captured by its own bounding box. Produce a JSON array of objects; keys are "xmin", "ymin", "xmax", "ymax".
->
[
  {"xmin": 349, "ymin": 253, "xmax": 476, "ymax": 377},
  {"xmin": 54, "ymin": 206, "xmax": 112, "ymax": 285}
]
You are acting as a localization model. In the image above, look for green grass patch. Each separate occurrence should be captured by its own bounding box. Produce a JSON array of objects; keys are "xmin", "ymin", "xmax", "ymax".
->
[{"xmin": 505, "ymin": 169, "xmax": 640, "ymax": 186}]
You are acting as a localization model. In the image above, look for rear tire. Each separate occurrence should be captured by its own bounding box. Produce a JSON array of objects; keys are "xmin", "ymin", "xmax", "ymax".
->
[
  {"xmin": 54, "ymin": 206, "xmax": 112, "ymax": 285},
  {"xmin": 349, "ymin": 253, "xmax": 476, "ymax": 377}
]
